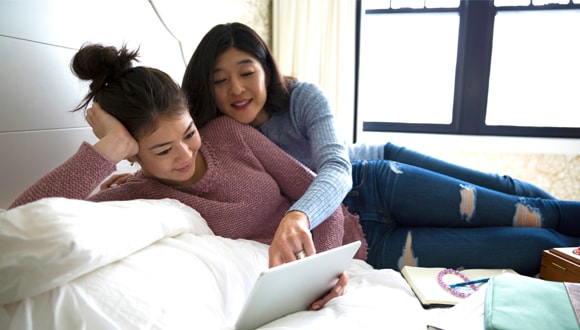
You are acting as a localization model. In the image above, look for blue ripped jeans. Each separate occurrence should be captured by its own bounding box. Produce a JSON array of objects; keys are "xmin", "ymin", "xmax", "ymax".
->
[
  {"xmin": 383, "ymin": 142, "xmax": 555, "ymax": 199},
  {"xmin": 342, "ymin": 159, "xmax": 580, "ymax": 276}
]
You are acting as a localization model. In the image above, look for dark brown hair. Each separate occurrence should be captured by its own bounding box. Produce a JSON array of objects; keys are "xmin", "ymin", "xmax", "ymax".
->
[
  {"xmin": 71, "ymin": 43, "xmax": 188, "ymax": 138},
  {"xmin": 181, "ymin": 22, "xmax": 296, "ymax": 128}
]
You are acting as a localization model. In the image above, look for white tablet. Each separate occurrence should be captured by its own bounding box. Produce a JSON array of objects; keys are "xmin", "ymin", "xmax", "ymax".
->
[{"xmin": 235, "ymin": 240, "xmax": 361, "ymax": 330}]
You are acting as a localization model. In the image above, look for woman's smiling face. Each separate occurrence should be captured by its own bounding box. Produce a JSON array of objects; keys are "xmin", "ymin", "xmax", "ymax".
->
[
  {"xmin": 135, "ymin": 110, "xmax": 202, "ymax": 186},
  {"xmin": 212, "ymin": 47, "xmax": 270, "ymax": 127}
]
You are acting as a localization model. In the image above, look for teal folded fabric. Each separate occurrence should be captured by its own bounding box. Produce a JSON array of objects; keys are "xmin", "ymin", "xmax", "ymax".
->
[{"xmin": 484, "ymin": 273, "xmax": 580, "ymax": 330}]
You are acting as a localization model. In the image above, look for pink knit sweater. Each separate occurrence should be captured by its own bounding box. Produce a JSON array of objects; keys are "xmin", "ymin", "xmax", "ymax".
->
[{"xmin": 11, "ymin": 116, "xmax": 367, "ymax": 259}]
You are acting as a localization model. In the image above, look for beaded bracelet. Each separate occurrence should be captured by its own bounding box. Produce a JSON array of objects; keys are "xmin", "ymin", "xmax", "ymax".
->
[{"xmin": 437, "ymin": 268, "xmax": 478, "ymax": 298}]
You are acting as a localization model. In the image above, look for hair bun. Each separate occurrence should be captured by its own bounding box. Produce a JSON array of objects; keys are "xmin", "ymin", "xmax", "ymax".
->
[{"xmin": 71, "ymin": 43, "xmax": 140, "ymax": 93}]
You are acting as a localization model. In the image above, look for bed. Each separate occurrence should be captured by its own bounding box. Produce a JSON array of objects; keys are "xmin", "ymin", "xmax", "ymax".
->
[{"xmin": 0, "ymin": 197, "xmax": 444, "ymax": 329}]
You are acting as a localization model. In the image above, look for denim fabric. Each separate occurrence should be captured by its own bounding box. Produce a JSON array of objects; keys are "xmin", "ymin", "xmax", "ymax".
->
[
  {"xmin": 343, "ymin": 160, "xmax": 580, "ymax": 276},
  {"xmin": 384, "ymin": 142, "xmax": 555, "ymax": 199}
]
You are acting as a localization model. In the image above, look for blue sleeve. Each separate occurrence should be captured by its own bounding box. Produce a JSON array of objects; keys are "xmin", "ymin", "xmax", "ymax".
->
[{"xmin": 287, "ymin": 83, "xmax": 353, "ymax": 229}]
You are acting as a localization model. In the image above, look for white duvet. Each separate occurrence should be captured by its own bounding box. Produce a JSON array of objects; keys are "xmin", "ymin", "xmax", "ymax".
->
[{"xmin": 0, "ymin": 198, "xmax": 434, "ymax": 329}]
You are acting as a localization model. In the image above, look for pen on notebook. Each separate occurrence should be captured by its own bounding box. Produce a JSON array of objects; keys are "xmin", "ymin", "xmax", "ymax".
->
[{"xmin": 449, "ymin": 277, "xmax": 490, "ymax": 288}]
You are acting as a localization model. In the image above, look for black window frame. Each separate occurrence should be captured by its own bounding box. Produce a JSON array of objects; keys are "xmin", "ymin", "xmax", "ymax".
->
[{"xmin": 354, "ymin": 0, "xmax": 580, "ymax": 141}]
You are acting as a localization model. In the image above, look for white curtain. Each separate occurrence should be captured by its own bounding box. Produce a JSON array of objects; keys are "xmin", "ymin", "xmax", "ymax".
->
[{"xmin": 272, "ymin": 0, "xmax": 357, "ymax": 143}]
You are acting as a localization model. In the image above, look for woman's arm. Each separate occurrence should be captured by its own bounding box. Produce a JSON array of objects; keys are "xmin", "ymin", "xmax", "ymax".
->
[
  {"xmin": 279, "ymin": 83, "xmax": 353, "ymax": 230},
  {"xmin": 9, "ymin": 142, "xmax": 117, "ymax": 208},
  {"xmin": 10, "ymin": 105, "xmax": 138, "ymax": 209},
  {"xmin": 203, "ymin": 117, "xmax": 349, "ymax": 310},
  {"xmin": 218, "ymin": 117, "xmax": 344, "ymax": 260}
]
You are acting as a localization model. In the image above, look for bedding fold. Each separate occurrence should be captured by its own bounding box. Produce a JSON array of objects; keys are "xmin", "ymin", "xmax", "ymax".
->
[
  {"xmin": 0, "ymin": 197, "xmax": 212, "ymax": 305},
  {"xmin": 1, "ymin": 197, "xmax": 436, "ymax": 329}
]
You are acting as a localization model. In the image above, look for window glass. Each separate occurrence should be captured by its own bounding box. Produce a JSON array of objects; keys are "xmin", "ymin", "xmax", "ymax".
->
[
  {"xmin": 486, "ymin": 10, "xmax": 580, "ymax": 127},
  {"xmin": 494, "ymin": 0, "xmax": 530, "ymax": 6},
  {"xmin": 363, "ymin": 0, "xmax": 391, "ymax": 10},
  {"xmin": 425, "ymin": 0, "xmax": 460, "ymax": 8},
  {"xmin": 357, "ymin": 12, "xmax": 459, "ymax": 124},
  {"xmin": 391, "ymin": 0, "xmax": 424, "ymax": 9},
  {"xmin": 495, "ymin": 0, "xmax": 574, "ymax": 7},
  {"xmin": 364, "ymin": 0, "xmax": 459, "ymax": 10},
  {"xmin": 532, "ymin": 0, "xmax": 569, "ymax": 5}
]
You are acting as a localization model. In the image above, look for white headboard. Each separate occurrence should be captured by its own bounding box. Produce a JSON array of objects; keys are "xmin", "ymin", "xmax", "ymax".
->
[{"xmin": 0, "ymin": 0, "xmax": 270, "ymax": 208}]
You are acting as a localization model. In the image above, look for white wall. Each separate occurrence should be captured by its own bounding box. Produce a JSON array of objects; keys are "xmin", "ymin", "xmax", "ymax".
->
[{"xmin": 0, "ymin": 0, "xmax": 270, "ymax": 209}]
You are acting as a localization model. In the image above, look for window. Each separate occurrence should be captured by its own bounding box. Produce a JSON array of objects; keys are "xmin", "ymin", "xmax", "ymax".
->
[{"xmin": 355, "ymin": 0, "xmax": 580, "ymax": 138}]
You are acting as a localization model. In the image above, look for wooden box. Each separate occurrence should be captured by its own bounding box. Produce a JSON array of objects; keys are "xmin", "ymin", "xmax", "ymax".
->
[{"xmin": 540, "ymin": 247, "xmax": 580, "ymax": 283}]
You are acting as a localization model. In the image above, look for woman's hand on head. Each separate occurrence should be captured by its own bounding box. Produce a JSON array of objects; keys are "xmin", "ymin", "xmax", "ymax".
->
[
  {"xmin": 87, "ymin": 103, "xmax": 139, "ymax": 163},
  {"xmin": 308, "ymin": 271, "xmax": 349, "ymax": 311},
  {"xmin": 268, "ymin": 210, "xmax": 315, "ymax": 268}
]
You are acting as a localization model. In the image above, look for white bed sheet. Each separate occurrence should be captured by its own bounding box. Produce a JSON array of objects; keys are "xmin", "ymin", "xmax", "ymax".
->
[{"xmin": 0, "ymin": 198, "xmax": 438, "ymax": 330}]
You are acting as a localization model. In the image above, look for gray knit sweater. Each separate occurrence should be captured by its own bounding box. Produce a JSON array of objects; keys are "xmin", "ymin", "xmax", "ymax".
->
[{"xmin": 259, "ymin": 82, "xmax": 353, "ymax": 230}]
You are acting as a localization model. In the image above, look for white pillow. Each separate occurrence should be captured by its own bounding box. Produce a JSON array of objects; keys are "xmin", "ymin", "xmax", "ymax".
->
[{"xmin": 0, "ymin": 197, "xmax": 211, "ymax": 305}]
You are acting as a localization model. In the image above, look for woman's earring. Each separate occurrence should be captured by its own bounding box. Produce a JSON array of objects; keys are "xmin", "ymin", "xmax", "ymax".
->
[{"xmin": 130, "ymin": 161, "xmax": 135, "ymax": 167}]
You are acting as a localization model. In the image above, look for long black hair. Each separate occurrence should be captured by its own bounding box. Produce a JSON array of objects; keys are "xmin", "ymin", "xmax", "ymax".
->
[{"xmin": 182, "ymin": 22, "xmax": 296, "ymax": 128}]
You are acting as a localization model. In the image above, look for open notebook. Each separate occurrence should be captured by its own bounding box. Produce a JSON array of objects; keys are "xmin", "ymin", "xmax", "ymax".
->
[
  {"xmin": 401, "ymin": 266, "xmax": 517, "ymax": 308},
  {"xmin": 235, "ymin": 240, "xmax": 361, "ymax": 330}
]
